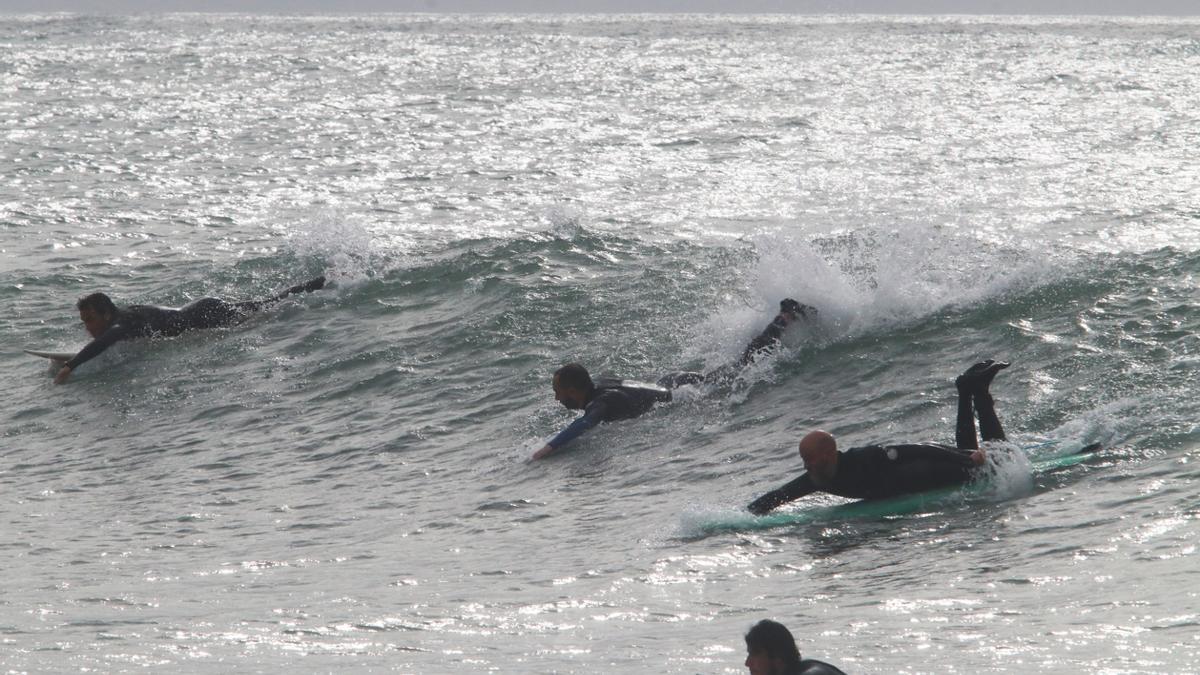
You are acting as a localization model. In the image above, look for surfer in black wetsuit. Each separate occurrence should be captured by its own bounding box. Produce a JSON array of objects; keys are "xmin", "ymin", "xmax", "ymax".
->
[
  {"xmin": 54, "ymin": 276, "xmax": 326, "ymax": 384},
  {"xmin": 738, "ymin": 298, "xmax": 817, "ymax": 367},
  {"xmin": 531, "ymin": 362, "xmax": 675, "ymax": 460},
  {"xmin": 534, "ymin": 300, "xmax": 819, "ymax": 459},
  {"xmin": 744, "ymin": 619, "xmax": 847, "ymax": 675},
  {"xmin": 657, "ymin": 298, "xmax": 818, "ymax": 389},
  {"xmin": 747, "ymin": 359, "xmax": 1010, "ymax": 514}
]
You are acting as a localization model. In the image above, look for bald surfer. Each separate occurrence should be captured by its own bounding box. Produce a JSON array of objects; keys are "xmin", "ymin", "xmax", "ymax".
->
[
  {"xmin": 54, "ymin": 276, "xmax": 326, "ymax": 384},
  {"xmin": 747, "ymin": 359, "xmax": 1009, "ymax": 514}
]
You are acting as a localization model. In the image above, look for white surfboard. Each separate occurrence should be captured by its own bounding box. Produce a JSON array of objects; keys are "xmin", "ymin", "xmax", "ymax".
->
[{"xmin": 25, "ymin": 348, "xmax": 77, "ymax": 362}]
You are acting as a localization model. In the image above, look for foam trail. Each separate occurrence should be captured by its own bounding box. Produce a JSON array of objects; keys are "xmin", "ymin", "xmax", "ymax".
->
[{"xmin": 976, "ymin": 441, "xmax": 1036, "ymax": 500}]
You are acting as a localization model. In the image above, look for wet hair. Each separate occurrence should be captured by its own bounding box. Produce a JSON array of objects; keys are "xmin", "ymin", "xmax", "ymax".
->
[
  {"xmin": 745, "ymin": 619, "xmax": 802, "ymax": 668},
  {"xmin": 554, "ymin": 363, "xmax": 594, "ymax": 393},
  {"xmin": 780, "ymin": 298, "xmax": 804, "ymax": 316},
  {"xmin": 77, "ymin": 292, "xmax": 118, "ymax": 317}
]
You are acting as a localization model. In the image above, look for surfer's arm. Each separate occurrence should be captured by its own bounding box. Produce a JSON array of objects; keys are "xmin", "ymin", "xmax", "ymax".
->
[
  {"xmin": 57, "ymin": 324, "xmax": 128, "ymax": 383},
  {"xmin": 532, "ymin": 418, "xmax": 594, "ymax": 460},
  {"xmin": 532, "ymin": 402, "xmax": 608, "ymax": 460},
  {"xmin": 747, "ymin": 474, "xmax": 818, "ymax": 515}
]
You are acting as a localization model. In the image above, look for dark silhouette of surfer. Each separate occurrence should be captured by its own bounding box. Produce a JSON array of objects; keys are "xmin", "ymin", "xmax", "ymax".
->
[
  {"xmin": 55, "ymin": 276, "xmax": 326, "ymax": 384},
  {"xmin": 744, "ymin": 619, "xmax": 847, "ymax": 675}
]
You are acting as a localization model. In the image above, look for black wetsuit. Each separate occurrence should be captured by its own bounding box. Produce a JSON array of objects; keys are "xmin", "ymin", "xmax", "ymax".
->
[
  {"xmin": 747, "ymin": 442, "xmax": 979, "ymax": 514},
  {"xmin": 546, "ymin": 379, "xmax": 671, "ymax": 450},
  {"xmin": 739, "ymin": 314, "xmax": 789, "ymax": 366},
  {"xmin": 748, "ymin": 375, "xmax": 1006, "ymax": 515},
  {"xmin": 653, "ymin": 316, "xmax": 796, "ymax": 390},
  {"xmin": 66, "ymin": 277, "xmax": 324, "ymax": 371},
  {"xmin": 665, "ymin": 308, "xmax": 818, "ymax": 389},
  {"xmin": 796, "ymin": 658, "xmax": 848, "ymax": 675}
]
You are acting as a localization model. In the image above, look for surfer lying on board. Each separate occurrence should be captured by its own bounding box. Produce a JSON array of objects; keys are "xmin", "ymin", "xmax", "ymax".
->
[
  {"xmin": 533, "ymin": 300, "xmax": 818, "ymax": 460},
  {"xmin": 744, "ymin": 619, "xmax": 847, "ymax": 675},
  {"xmin": 532, "ymin": 362, "xmax": 692, "ymax": 460},
  {"xmin": 747, "ymin": 359, "xmax": 1009, "ymax": 515},
  {"xmin": 54, "ymin": 276, "xmax": 326, "ymax": 384}
]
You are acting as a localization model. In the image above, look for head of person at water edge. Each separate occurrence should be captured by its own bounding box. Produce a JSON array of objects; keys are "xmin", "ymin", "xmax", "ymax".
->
[
  {"xmin": 77, "ymin": 292, "xmax": 118, "ymax": 338},
  {"xmin": 745, "ymin": 619, "xmax": 802, "ymax": 675},
  {"xmin": 799, "ymin": 430, "xmax": 839, "ymax": 486},
  {"xmin": 552, "ymin": 363, "xmax": 593, "ymax": 411}
]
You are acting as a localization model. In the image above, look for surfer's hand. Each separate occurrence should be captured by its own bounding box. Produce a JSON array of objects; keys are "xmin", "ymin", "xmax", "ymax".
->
[
  {"xmin": 54, "ymin": 366, "xmax": 72, "ymax": 384},
  {"xmin": 532, "ymin": 444, "xmax": 555, "ymax": 460},
  {"xmin": 970, "ymin": 449, "xmax": 986, "ymax": 465}
]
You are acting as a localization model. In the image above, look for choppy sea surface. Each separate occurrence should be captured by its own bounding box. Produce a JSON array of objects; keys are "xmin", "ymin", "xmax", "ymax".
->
[{"xmin": 2, "ymin": 13, "xmax": 1199, "ymax": 674}]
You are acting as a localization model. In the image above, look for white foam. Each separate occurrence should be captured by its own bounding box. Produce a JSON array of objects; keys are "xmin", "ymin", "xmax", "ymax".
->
[
  {"xmin": 284, "ymin": 210, "xmax": 391, "ymax": 287},
  {"xmin": 975, "ymin": 441, "xmax": 1035, "ymax": 501},
  {"xmin": 676, "ymin": 505, "xmax": 750, "ymax": 539},
  {"xmin": 687, "ymin": 225, "xmax": 1065, "ymax": 370},
  {"xmin": 1041, "ymin": 400, "xmax": 1133, "ymax": 451}
]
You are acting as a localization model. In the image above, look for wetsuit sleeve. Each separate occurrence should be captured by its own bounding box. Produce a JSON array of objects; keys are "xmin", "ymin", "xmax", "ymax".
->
[
  {"xmin": 890, "ymin": 444, "xmax": 977, "ymax": 468},
  {"xmin": 747, "ymin": 473, "xmax": 818, "ymax": 515},
  {"xmin": 546, "ymin": 398, "xmax": 609, "ymax": 450},
  {"xmin": 547, "ymin": 416, "xmax": 595, "ymax": 449},
  {"xmin": 65, "ymin": 323, "xmax": 131, "ymax": 370}
]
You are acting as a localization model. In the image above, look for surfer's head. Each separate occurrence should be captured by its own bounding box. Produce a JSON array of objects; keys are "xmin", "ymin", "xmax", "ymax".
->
[
  {"xmin": 553, "ymin": 363, "xmax": 594, "ymax": 411},
  {"xmin": 77, "ymin": 293, "xmax": 118, "ymax": 338},
  {"xmin": 744, "ymin": 619, "xmax": 802, "ymax": 675},
  {"xmin": 776, "ymin": 298, "xmax": 813, "ymax": 327},
  {"xmin": 799, "ymin": 430, "xmax": 839, "ymax": 485}
]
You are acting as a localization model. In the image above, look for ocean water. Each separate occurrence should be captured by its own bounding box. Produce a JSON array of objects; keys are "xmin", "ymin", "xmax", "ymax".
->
[{"xmin": 2, "ymin": 13, "xmax": 1199, "ymax": 674}]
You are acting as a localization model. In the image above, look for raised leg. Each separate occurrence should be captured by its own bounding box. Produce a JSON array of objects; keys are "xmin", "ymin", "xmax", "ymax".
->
[
  {"xmin": 955, "ymin": 360, "xmax": 1010, "ymax": 445},
  {"xmin": 974, "ymin": 390, "xmax": 1007, "ymax": 442},
  {"xmin": 955, "ymin": 383, "xmax": 979, "ymax": 450}
]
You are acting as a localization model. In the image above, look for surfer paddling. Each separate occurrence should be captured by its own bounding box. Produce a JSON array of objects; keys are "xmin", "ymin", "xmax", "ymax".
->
[
  {"xmin": 737, "ymin": 298, "xmax": 817, "ymax": 368},
  {"xmin": 747, "ymin": 359, "xmax": 1009, "ymax": 514},
  {"xmin": 658, "ymin": 297, "xmax": 819, "ymax": 389},
  {"xmin": 531, "ymin": 363, "xmax": 675, "ymax": 460},
  {"xmin": 54, "ymin": 276, "xmax": 326, "ymax": 384},
  {"xmin": 533, "ymin": 299, "xmax": 818, "ymax": 460},
  {"xmin": 662, "ymin": 296, "xmax": 820, "ymax": 386},
  {"xmin": 744, "ymin": 619, "xmax": 847, "ymax": 675}
]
